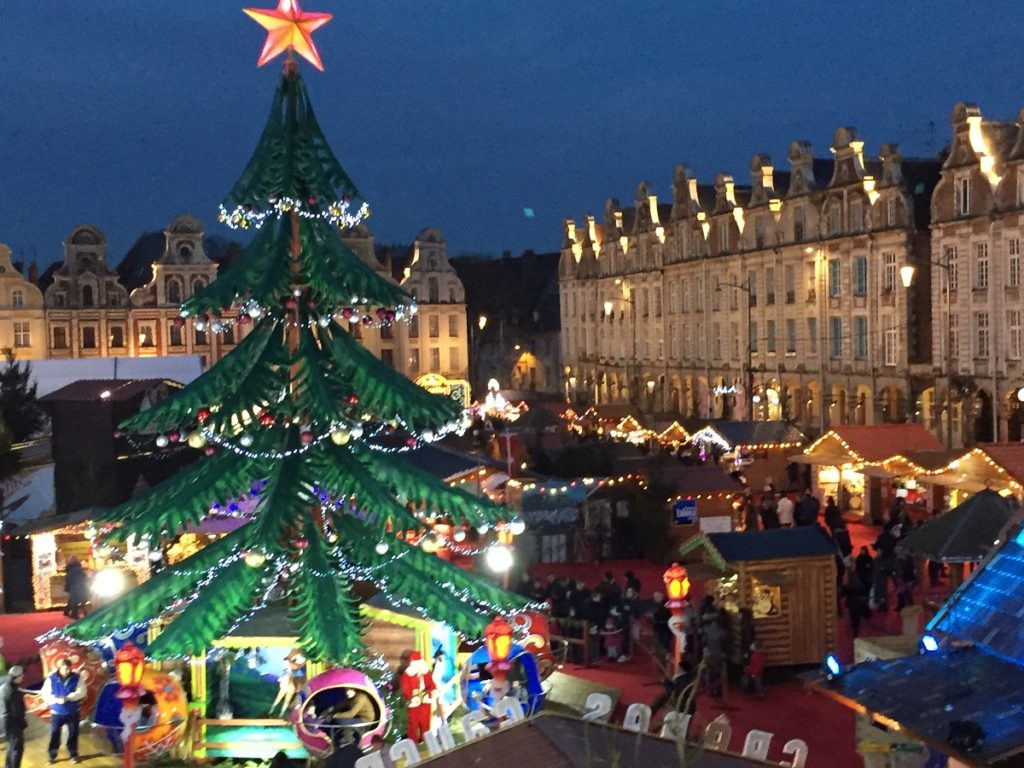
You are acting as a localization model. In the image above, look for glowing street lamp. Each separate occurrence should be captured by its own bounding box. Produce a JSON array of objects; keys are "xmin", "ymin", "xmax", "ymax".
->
[
  {"xmin": 114, "ymin": 642, "xmax": 147, "ymax": 768},
  {"xmin": 484, "ymin": 615, "xmax": 514, "ymax": 702},
  {"xmin": 662, "ymin": 563, "xmax": 691, "ymax": 674}
]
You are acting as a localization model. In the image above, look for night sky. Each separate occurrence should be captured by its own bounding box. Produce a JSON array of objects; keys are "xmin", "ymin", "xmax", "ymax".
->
[{"xmin": 2, "ymin": 1, "xmax": 1022, "ymax": 268}]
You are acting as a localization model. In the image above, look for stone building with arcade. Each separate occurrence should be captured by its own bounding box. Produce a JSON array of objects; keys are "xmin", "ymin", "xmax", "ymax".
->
[{"xmin": 560, "ymin": 102, "xmax": 1024, "ymax": 445}]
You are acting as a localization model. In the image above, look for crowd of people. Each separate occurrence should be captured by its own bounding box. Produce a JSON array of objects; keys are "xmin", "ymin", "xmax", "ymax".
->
[
  {"xmin": 516, "ymin": 570, "xmax": 644, "ymax": 665},
  {"xmin": 743, "ymin": 482, "xmax": 937, "ymax": 638}
]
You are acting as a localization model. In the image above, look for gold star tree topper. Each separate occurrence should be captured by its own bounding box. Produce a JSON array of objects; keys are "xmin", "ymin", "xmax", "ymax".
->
[{"xmin": 244, "ymin": 0, "xmax": 332, "ymax": 71}]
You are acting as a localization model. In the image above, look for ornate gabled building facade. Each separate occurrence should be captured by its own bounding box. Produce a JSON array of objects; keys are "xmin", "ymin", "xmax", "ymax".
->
[
  {"xmin": 43, "ymin": 225, "xmax": 131, "ymax": 360},
  {"xmin": 0, "ymin": 243, "xmax": 46, "ymax": 359},
  {"xmin": 930, "ymin": 102, "xmax": 1024, "ymax": 446},
  {"xmin": 126, "ymin": 215, "xmax": 240, "ymax": 365},
  {"xmin": 4, "ymin": 217, "xmax": 469, "ymax": 399},
  {"xmin": 560, "ymin": 125, "xmax": 940, "ymax": 438},
  {"xmin": 398, "ymin": 228, "xmax": 469, "ymax": 387}
]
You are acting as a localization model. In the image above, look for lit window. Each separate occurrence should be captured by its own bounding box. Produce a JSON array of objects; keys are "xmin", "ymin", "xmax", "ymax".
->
[{"xmin": 13, "ymin": 322, "xmax": 30, "ymax": 348}]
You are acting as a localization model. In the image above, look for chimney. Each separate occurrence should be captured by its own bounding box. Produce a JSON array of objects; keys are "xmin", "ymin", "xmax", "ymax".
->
[{"xmin": 29, "ymin": 262, "xmax": 39, "ymax": 284}]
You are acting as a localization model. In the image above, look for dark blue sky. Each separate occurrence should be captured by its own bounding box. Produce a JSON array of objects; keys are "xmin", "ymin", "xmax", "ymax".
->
[{"xmin": 2, "ymin": 1, "xmax": 1022, "ymax": 268}]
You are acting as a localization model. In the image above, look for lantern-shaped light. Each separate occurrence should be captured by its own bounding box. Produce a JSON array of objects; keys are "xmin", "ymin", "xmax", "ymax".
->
[
  {"xmin": 114, "ymin": 642, "xmax": 145, "ymax": 687},
  {"xmin": 484, "ymin": 615, "xmax": 514, "ymax": 665},
  {"xmin": 663, "ymin": 562, "xmax": 690, "ymax": 606}
]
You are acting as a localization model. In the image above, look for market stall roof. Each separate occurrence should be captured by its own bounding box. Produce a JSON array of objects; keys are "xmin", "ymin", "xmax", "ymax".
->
[
  {"xmin": 418, "ymin": 712, "xmax": 781, "ymax": 768},
  {"xmin": 807, "ymin": 646, "xmax": 1024, "ymax": 767},
  {"xmin": 656, "ymin": 420, "xmax": 691, "ymax": 444},
  {"xmin": 930, "ymin": 520, "xmax": 1024, "ymax": 666},
  {"xmin": 39, "ymin": 378, "xmax": 183, "ymax": 404},
  {"xmin": 221, "ymin": 594, "xmax": 429, "ymax": 645},
  {"xmin": 402, "ymin": 444, "xmax": 503, "ymax": 482},
  {"xmin": 680, "ymin": 527, "xmax": 836, "ymax": 568},
  {"xmin": 1, "ymin": 464, "xmax": 56, "ymax": 526},
  {"xmin": 28, "ymin": 356, "xmax": 203, "ymax": 398},
  {"xmin": 897, "ymin": 489, "xmax": 1019, "ymax": 563},
  {"xmin": 611, "ymin": 415, "xmax": 651, "ymax": 435},
  {"xmin": 919, "ymin": 447, "xmax": 1024, "ymax": 494},
  {"xmin": 974, "ymin": 443, "xmax": 1024, "ymax": 486},
  {"xmin": 613, "ymin": 459, "xmax": 743, "ymax": 496},
  {"xmin": 582, "ymin": 403, "xmax": 637, "ymax": 423},
  {"xmin": 690, "ymin": 420, "xmax": 806, "ymax": 449},
  {"xmin": 708, "ymin": 526, "xmax": 836, "ymax": 561},
  {"xmin": 12, "ymin": 507, "xmax": 98, "ymax": 536},
  {"xmin": 790, "ymin": 424, "xmax": 943, "ymax": 466}
]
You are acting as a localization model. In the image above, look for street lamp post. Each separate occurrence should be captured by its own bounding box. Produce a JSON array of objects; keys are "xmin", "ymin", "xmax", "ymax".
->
[
  {"xmin": 717, "ymin": 280, "xmax": 755, "ymax": 421},
  {"xmin": 471, "ymin": 314, "xmax": 488, "ymax": 399},
  {"xmin": 901, "ymin": 256, "xmax": 953, "ymax": 448},
  {"xmin": 114, "ymin": 642, "xmax": 146, "ymax": 768},
  {"xmin": 662, "ymin": 563, "xmax": 691, "ymax": 676},
  {"xmin": 483, "ymin": 615, "xmax": 514, "ymax": 703}
]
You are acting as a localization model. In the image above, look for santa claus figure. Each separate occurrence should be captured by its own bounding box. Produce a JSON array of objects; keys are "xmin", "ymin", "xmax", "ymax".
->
[{"xmin": 399, "ymin": 651, "xmax": 436, "ymax": 742}]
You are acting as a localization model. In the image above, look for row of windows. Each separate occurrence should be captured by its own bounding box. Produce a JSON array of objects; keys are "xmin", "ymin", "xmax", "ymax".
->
[
  {"xmin": 951, "ymin": 167, "xmax": 1024, "ymax": 216},
  {"xmin": 939, "ymin": 239, "xmax": 1023, "ymax": 291},
  {"xmin": 50, "ymin": 283, "xmax": 127, "ymax": 308},
  {"xmin": 945, "ymin": 310, "xmax": 1024, "ymax": 361},
  {"xmin": 49, "ymin": 321, "xmax": 236, "ymax": 351},
  {"xmin": 395, "ymin": 347, "xmax": 460, "ymax": 373},
  {"xmin": 570, "ymin": 313, "xmax": 903, "ymax": 368},
  {"xmin": 402, "ymin": 314, "xmax": 462, "ymax": 339}
]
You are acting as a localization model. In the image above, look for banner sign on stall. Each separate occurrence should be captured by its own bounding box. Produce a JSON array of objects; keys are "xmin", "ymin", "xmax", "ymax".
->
[{"xmin": 673, "ymin": 498, "xmax": 697, "ymax": 526}]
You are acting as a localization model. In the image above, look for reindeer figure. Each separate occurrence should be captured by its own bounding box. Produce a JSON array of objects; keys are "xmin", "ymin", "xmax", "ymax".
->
[{"xmin": 271, "ymin": 648, "xmax": 307, "ymax": 717}]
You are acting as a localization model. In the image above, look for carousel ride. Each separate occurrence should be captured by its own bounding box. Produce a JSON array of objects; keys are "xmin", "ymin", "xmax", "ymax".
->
[{"xmin": 30, "ymin": 608, "xmax": 557, "ymax": 761}]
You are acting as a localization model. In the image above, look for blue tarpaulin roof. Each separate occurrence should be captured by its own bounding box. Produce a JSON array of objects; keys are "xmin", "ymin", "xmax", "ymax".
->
[
  {"xmin": 813, "ymin": 646, "xmax": 1024, "ymax": 766},
  {"xmin": 929, "ymin": 520, "xmax": 1024, "ymax": 667}
]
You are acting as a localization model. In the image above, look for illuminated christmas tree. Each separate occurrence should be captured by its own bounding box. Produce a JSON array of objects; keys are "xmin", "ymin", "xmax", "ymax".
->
[{"xmin": 66, "ymin": 0, "xmax": 526, "ymax": 664}]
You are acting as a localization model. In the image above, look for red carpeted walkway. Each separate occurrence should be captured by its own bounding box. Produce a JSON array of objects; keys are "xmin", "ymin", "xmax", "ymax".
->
[
  {"xmin": 0, "ymin": 611, "xmax": 70, "ymax": 683},
  {"xmin": 531, "ymin": 520, "xmax": 955, "ymax": 767}
]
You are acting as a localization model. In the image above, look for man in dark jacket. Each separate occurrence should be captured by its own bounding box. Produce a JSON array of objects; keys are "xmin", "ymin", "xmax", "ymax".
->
[{"xmin": 1, "ymin": 665, "xmax": 27, "ymax": 768}]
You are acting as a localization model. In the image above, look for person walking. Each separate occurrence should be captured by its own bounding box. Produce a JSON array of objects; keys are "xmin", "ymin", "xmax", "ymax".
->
[
  {"xmin": 776, "ymin": 493, "xmax": 795, "ymax": 528},
  {"xmin": 824, "ymin": 496, "xmax": 843, "ymax": 534},
  {"xmin": 42, "ymin": 658, "xmax": 87, "ymax": 764},
  {"xmin": 0, "ymin": 666, "xmax": 27, "ymax": 768},
  {"xmin": 759, "ymin": 493, "xmax": 780, "ymax": 530},
  {"xmin": 63, "ymin": 558, "xmax": 89, "ymax": 619}
]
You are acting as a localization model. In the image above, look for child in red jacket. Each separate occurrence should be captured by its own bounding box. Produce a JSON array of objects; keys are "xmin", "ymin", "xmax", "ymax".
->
[{"xmin": 744, "ymin": 642, "xmax": 765, "ymax": 699}]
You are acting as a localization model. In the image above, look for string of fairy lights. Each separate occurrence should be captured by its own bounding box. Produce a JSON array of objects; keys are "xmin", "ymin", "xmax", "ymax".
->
[{"xmin": 217, "ymin": 196, "xmax": 370, "ymax": 232}]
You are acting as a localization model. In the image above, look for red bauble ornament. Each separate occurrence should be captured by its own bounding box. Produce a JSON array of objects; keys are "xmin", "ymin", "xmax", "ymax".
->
[
  {"xmin": 285, "ymin": 298, "xmax": 298, "ymax": 310},
  {"xmin": 173, "ymin": 317, "xmax": 185, "ymax": 328},
  {"xmin": 296, "ymin": 538, "xmax": 309, "ymax": 550},
  {"xmin": 168, "ymin": 431, "xmax": 181, "ymax": 443},
  {"xmin": 204, "ymin": 445, "xmax": 216, "ymax": 456},
  {"xmin": 375, "ymin": 307, "xmax": 387, "ymax": 320},
  {"xmin": 238, "ymin": 314, "xmax": 251, "ymax": 326},
  {"xmin": 348, "ymin": 395, "xmax": 359, "ymax": 405},
  {"xmin": 307, "ymin": 196, "xmax": 317, "ymax": 206},
  {"xmin": 341, "ymin": 307, "xmax": 354, "ymax": 319},
  {"xmin": 259, "ymin": 412, "xmax": 275, "ymax": 427},
  {"xmin": 113, "ymin": 430, "xmax": 123, "ymax": 439},
  {"xmin": 300, "ymin": 431, "xmax": 314, "ymax": 444},
  {"xmin": 197, "ymin": 408, "xmax": 211, "ymax": 423},
  {"xmin": 406, "ymin": 437, "xmax": 417, "ymax": 447},
  {"xmin": 386, "ymin": 310, "xmax": 396, "ymax": 321}
]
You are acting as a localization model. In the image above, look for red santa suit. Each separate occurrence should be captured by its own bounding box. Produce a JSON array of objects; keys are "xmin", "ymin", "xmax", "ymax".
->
[{"xmin": 400, "ymin": 652, "xmax": 436, "ymax": 742}]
